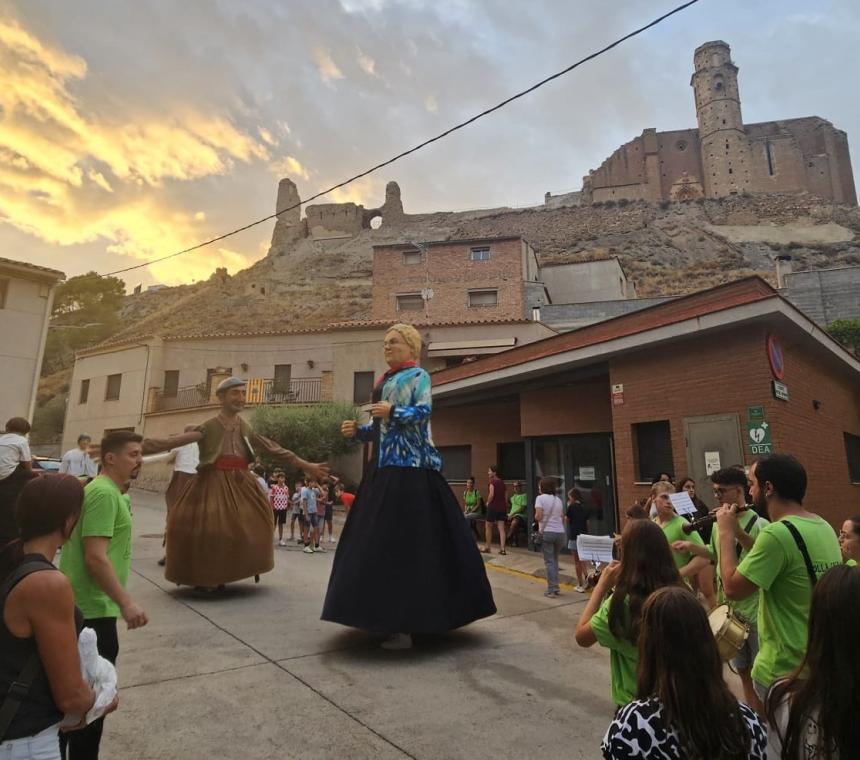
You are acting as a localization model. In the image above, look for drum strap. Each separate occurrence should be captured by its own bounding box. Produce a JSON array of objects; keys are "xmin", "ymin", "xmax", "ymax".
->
[{"xmin": 781, "ymin": 520, "xmax": 817, "ymax": 587}]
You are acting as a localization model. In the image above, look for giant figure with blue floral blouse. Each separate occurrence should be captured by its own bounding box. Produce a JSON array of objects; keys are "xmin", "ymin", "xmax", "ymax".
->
[{"xmin": 322, "ymin": 323, "xmax": 496, "ymax": 649}]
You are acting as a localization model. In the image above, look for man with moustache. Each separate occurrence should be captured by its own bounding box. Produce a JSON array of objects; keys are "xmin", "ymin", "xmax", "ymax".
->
[
  {"xmin": 60, "ymin": 430, "xmax": 149, "ymax": 758},
  {"xmin": 141, "ymin": 377, "xmax": 328, "ymax": 588},
  {"xmin": 716, "ymin": 454, "xmax": 841, "ymax": 704}
]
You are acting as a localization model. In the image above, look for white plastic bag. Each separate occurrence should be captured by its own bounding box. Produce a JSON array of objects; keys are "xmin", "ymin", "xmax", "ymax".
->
[{"xmin": 60, "ymin": 627, "xmax": 118, "ymax": 727}]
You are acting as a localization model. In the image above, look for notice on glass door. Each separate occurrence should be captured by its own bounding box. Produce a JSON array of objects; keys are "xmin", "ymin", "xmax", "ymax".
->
[
  {"xmin": 577, "ymin": 466, "xmax": 596, "ymax": 481},
  {"xmin": 704, "ymin": 451, "xmax": 721, "ymax": 476}
]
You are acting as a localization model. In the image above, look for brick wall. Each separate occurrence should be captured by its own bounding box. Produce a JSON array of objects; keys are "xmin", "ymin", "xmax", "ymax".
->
[
  {"xmin": 520, "ymin": 378, "xmax": 612, "ymax": 437},
  {"xmin": 371, "ymin": 238, "xmax": 526, "ymax": 322}
]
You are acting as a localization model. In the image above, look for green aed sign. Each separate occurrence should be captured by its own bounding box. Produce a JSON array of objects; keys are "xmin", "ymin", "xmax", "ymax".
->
[
  {"xmin": 747, "ymin": 420, "xmax": 773, "ymax": 455},
  {"xmin": 748, "ymin": 405, "xmax": 765, "ymax": 422}
]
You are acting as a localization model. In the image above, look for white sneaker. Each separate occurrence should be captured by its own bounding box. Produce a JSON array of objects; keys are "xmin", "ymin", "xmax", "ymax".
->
[
  {"xmin": 381, "ymin": 633, "xmax": 412, "ymax": 650},
  {"xmin": 315, "ymin": 544, "xmax": 326, "ymax": 553},
  {"xmin": 303, "ymin": 546, "xmax": 314, "ymax": 554},
  {"xmin": 575, "ymin": 585, "xmax": 587, "ymax": 593},
  {"xmin": 329, "ymin": 536, "xmax": 336, "ymax": 543},
  {"xmin": 278, "ymin": 540, "xmax": 286, "ymax": 546}
]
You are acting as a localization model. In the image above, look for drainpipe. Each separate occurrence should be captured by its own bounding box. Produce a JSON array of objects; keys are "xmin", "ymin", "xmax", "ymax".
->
[
  {"xmin": 28, "ymin": 283, "xmax": 56, "ymax": 423},
  {"xmin": 775, "ymin": 255, "xmax": 793, "ymax": 289}
]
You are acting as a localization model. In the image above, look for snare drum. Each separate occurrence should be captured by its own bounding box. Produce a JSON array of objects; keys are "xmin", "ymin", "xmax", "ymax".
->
[{"xmin": 708, "ymin": 604, "xmax": 750, "ymax": 662}]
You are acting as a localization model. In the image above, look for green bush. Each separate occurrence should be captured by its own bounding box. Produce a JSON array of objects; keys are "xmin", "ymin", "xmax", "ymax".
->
[
  {"xmin": 30, "ymin": 395, "xmax": 67, "ymax": 443},
  {"xmin": 827, "ymin": 319, "xmax": 860, "ymax": 355},
  {"xmin": 251, "ymin": 402, "xmax": 361, "ymax": 465}
]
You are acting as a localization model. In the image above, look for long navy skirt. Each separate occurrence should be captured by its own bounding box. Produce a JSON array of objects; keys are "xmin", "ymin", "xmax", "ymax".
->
[{"xmin": 321, "ymin": 466, "xmax": 497, "ymax": 634}]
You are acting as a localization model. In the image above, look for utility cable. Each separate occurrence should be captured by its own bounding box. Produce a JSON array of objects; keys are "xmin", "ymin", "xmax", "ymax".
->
[{"xmin": 102, "ymin": 0, "xmax": 701, "ymax": 277}]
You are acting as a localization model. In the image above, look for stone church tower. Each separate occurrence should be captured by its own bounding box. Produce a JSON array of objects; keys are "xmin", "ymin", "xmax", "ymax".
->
[{"xmin": 691, "ymin": 41, "xmax": 753, "ymax": 198}]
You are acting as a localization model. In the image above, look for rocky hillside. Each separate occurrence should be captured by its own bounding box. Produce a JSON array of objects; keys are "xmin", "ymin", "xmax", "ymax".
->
[{"xmin": 105, "ymin": 184, "xmax": 860, "ymax": 343}]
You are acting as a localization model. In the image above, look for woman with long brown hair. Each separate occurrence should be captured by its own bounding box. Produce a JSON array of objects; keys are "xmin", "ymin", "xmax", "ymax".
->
[
  {"xmin": 0, "ymin": 474, "xmax": 109, "ymax": 757},
  {"xmin": 602, "ymin": 585, "xmax": 767, "ymax": 759},
  {"xmin": 575, "ymin": 519, "xmax": 681, "ymax": 707},
  {"xmin": 767, "ymin": 563, "xmax": 859, "ymax": 759}
]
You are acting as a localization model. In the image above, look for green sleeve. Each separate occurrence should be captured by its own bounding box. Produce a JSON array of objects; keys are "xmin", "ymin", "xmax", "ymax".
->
[
  {"xmin": 80, "ymin": 489, "xmax": 119, "ymax": 539},
  {"xmin": 737, "ymin": 526, "xmax": 786, "ymax": 590},
  {"xmin": 590, "ymin": 595, "xmax": 623, "ymax": 651},
  {"xmin": 688, "ymin": 527, "xmax": 705, "ymax": 548},
  {"xmin": 708, "ymin": 528, "xmax": 718, "ymax": 561}
]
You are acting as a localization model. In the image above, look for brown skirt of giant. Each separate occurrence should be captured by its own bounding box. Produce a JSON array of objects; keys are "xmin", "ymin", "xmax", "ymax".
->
[{"xmin": 165, "ymin": 467, "xmax": 274, "ymax": 587}]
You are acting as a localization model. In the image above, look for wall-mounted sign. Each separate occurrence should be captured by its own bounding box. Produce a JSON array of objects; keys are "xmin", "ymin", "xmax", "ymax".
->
[
  {"xmin": 611, "ymin": 383, "xmax": 624, "ymax": 407},
  {"xmin": 748, "ymin": 405, "xmax": 765, "ymax": 421},
  {"xmin": 747, "ymin": 420, "xmax": 773, "ymax": 455},
  {"xmin": 577, "ymin": 466, "xmax": 596, "ymax": 481},
  {"xmin": 767, "ymin": 335, "xmax": 785, "ymax": 380},
  {"xmin": 772, "ymin": 380, "xmax": 790, "ymax": 402},
  {"xmin": 704, "ymin": 451, "xmax": 722, "ymax": 475}
]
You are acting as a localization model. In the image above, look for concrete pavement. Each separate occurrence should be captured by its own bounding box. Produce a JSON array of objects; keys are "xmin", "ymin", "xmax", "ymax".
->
[{"xmin": 102, "ymin": 488, "xmax": 618, "ymax": 759}]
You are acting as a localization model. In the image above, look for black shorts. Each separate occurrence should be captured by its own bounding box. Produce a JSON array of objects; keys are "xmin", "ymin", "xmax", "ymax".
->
[
  {"xmin": 273, "ymin": 509, "xmax": 287, "ymax": 525},
  {"xmin": 486, "ymin": 510, "xmax": 507, "ymax": 523}
]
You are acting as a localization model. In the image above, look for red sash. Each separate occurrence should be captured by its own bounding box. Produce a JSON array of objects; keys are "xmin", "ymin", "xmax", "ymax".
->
[{"xmin": 214, "ymin": 455, "xmax": 248, "ymax": 471}]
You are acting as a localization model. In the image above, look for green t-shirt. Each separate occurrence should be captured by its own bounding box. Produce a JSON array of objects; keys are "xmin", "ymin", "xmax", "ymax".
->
[
  {"xmin": 657, "ymin": 515, "xmax": 704, "ymax": 571},
  {"xmin": 846, "ymin": 558, "xmax": 857, "ymax": 567},
  {"xmin": 60, "ymin": 476, "xmax": 133, "ymax": 619},
  {"xmin": 508, "ymin": 493, "xmax": 528, "ymax": 517},
  {"xmin": 737, "ymin": 515, "xmax": 842, "ymax": 687},
  {"xmin": 463, "ymin": 489, "xmax": 482, "ymax": 515},
  {"xmin": 590, "ymin": 593, "xmax": 638, "ymax": 706},
  {"xmin": 709, "ymin": 513, "xmax": 769, "ymax": 626}
]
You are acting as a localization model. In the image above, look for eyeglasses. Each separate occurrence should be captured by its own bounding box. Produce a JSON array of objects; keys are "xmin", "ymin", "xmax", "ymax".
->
[{"xmin": 839, "ymin": 531, "xmax": 857, "ymax": 540}]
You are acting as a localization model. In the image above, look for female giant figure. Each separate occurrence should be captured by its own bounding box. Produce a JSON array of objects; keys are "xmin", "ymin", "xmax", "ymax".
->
[{"xmin": 322, "ymin": 324, "xmax": 496, "ymax": 649}]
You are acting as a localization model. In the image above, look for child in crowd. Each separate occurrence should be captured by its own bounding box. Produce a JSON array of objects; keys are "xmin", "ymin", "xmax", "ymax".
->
[
  {"xmin": 290, "ymin": 478, "xmax": 304, "ymax": 543},
  {"xmin": 269, "ymin": 472, "xmax": 290, "ymax": 546},
  {"xmin": 565, "ymin": 488, "xmax": 590, "ymax": 592},
  {"xmin": 301, "ymin": 478, "xmax": 322, "ymax": 554},
  {"xmin": 334, "ymin": 483, "xmax": 354, "ymax": 513}
]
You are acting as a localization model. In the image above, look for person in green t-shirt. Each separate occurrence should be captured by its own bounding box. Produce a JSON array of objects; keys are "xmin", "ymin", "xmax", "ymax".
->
[
  {"xmin": 716, "ymin": 454, "xmax": 842, "ymax": 703},
  {"xmin": 59, "ymin": 430, "xmax": 150, "ymax": 757},
  {"xmin": 673, "ymin": 465, "xmax": 769, "ymax": 715},
  {"xmin": 462, "ymin": 477, "xmax": 482, "ymax": 539},
  {"xmin": 839, "ymin": 515, "xmax": 859, "ymax": 566},
  {"xmin": 575, "ymin": 519, "xmax": 681, "ymax": 706},
  {"xmin": 506, "ymin": 481, "xmax": 528, "ymax": 546},
  {"xmin": 650, "ymin": 481, "xmax": 709, "ymax": 584}
]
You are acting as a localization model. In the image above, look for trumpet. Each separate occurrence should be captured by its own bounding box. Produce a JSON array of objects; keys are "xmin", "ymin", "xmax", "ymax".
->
[{"xmin": 681, "ymin": 504, "xmax": 749, "ymax": 535}]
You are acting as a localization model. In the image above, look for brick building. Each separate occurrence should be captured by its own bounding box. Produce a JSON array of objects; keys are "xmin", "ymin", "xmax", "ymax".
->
[
  {"xmin": 582, "ymin": 41, "xmax": 856, "ymax": 206},
  {"xmin": 428, "ymin": 277, "xmax": 860, "ymax": 535}
]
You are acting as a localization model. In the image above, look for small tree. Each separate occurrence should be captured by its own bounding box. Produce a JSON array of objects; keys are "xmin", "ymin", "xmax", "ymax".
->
[
  {"xmin": 827, "ymin": 319, "xmax": 860, "ymax": 355},
  {"xmin": 251, "ymin": 402, "xmax": 361, "ymax": 466}
]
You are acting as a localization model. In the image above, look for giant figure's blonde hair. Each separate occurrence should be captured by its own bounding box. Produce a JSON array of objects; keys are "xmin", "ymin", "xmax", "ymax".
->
[{"xmin": 386, "ymin": 323, "xmax": 422, "ymax": 360}]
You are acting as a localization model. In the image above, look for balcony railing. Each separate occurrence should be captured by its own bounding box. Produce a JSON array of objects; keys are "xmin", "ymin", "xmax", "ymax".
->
[{"xmin": 150, "ymin": 377, "xmax": 322, "ymax": 413}]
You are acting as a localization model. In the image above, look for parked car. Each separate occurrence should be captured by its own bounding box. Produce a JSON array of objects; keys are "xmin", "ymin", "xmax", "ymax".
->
[{"xmin": 31, "ymin": 456, "xmax": 62, "ymax": 473}]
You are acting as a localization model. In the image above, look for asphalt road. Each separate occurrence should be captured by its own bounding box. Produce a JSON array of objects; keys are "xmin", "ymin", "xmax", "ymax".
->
[{"xmin": 101, "ymin": 488, "xmax": 616, "ymax": 759}]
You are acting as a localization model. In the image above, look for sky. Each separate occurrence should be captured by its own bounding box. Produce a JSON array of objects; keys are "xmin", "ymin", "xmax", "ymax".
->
[{"xmin": 1, "ymin": 0, "xmax": 857, "ymax": 290}]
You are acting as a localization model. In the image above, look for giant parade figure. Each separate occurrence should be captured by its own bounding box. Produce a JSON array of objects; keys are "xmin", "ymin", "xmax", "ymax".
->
[
  {"xmin": 143, "ymin": 377, "xmax": 328, "ymax": 588},
  {"xmin": 322, "ymin": 323, "xmax": 496, "ymax": 649}
]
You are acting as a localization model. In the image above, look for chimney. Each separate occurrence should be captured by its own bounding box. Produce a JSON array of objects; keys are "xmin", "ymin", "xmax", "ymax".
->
[
  {"xmin": 775, "ymin": 255, "xmax": 793, "ymax": 289},
  {"xmin": 531, "ymin": 305, "xmax": 542, "ymax": 321}
]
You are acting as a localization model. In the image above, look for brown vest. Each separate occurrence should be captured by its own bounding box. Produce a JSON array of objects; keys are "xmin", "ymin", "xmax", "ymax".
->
[{"xmin": 196, "ymin": 416, "xmax": 256, "ymax": 468}]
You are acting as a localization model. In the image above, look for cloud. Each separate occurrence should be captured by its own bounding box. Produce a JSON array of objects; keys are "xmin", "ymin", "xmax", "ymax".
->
[
  {"xmin": 357, "ymin": 50, "xmax": 378, "ymax": 76},
  {"xmin": 272, "ymin": 155, "xmax": 311, "ymax": 181},
  {"xmin": 424, "ymin": 94, "xmax": 438, "ymax": 113},
  {"xmin": 312, "ymin": 46, "xmax": 344, "ymax": 84},
  {"xmin": 326, "ymin": 176, "xmax": 382, "ymax": 206},
  {"xmin": 0, "ymin": 14, "xmax": 270, "ymax": 283}
]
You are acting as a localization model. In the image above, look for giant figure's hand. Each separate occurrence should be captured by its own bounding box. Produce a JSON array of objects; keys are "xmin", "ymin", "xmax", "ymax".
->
[
  {"xmin": 370, "ymin": 402, "xmax": 392, "ymax": 420},
  {"xmin": 341, "ymin": 420, "xmax": 358, "ymax": 438},
  {"xmin": 301, "ymin": 460, "xmax": 330, "ymax": 481}
]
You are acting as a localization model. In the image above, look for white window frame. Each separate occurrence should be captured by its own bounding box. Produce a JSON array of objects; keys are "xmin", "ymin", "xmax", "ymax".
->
[
  {"xmin": 396, "ymin": 293, "xmax": 424, "ymax": 312},
  {"xmin": 469, "ymin": 247, "xmax": 491, "ymax": 262},
  {"xmin": 402, "ymin": 250, "xmax": 422, "ymax": 266}
]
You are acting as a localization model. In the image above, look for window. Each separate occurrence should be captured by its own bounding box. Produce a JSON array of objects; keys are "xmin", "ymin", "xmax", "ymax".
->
[
  {"xmin": 633, "ymin": 420, "xmax": 673, "ymax": 482},
  {"xmin": 846, "ymin": 433, "xmax": 860, "ymax": 483},
  {"xmin": 497, "ymin": 442, "xmax": 526, "ymax": 481},
  {"xmin": 765, "ymin": 140, "xmax": 776, "ymax": 176},
  {"xmin": 396, "ymin": 293, "xmax": 424, "ymax": 312},
  {"xmin": 468, "ymin": 289, "xmax": 498, "ymax": 308},
  {"xmin": 469, "ymin": 247, "xmax": 491, "ymax": 262},
  {"xmin": 79, "ymin": 379, "xmax": 90, "ymax": 405},
  {"xmin": 0, "ymin": 279, "xmax": 7, "ymax": 309},
  {"xmin": 163, "ymin": 370, "xmax": 179, "ymax": 398},
  {"xmin": 438, "ymin": 445, "xmax": 471, "ymax": 481},
  {"xmin": 274, "ymin": 364, "xmax": 292, "ymax": 393},
  {"xmin": 105, "ymin": 374, "xmax": 122, "ymax": 401},
  {"xmin": 353, "ymin": 371, "xmax": 375, "ymax": 405},
  {"xmin": 402, "ymin": 250, "xmax": 422, "ymax": 265}
]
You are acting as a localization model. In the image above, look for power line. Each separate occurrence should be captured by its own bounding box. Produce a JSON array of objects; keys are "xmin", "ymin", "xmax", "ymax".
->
[{"xmin": 102, "ymin": 0, "xmax": 701, "ymax": 277}]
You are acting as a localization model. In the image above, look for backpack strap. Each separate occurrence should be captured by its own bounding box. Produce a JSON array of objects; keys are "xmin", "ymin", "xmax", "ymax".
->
[
  {"xmin": 734, "ymin": 513, "xmax": 759, "ymax": 561},
  {"xmin": 780, "ymin": 520, "xmax": 818, "ymax": 588},
  {"xmin": 0, "ymin": 557, "xmax": 55, "ymax": 742}
]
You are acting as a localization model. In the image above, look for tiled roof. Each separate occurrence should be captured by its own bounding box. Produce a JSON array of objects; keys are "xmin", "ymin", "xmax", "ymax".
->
[
  {"xmin": 163, "ymin": 326, "xmax": 329, "ymax": 341},
  {"xmin": 0, "ymin": 256, "xmax": 65, "ymax": 280},
  {"xmin": 328, "ymin": 317, "xmax": 538, "ymax": 330},
  {"xmin": 432, "ymin": 276, "xmax": 778, "ymax": 386},
  {"xmin": 372, "ymin": 236, "xmax": 523, "ymax": 250}
]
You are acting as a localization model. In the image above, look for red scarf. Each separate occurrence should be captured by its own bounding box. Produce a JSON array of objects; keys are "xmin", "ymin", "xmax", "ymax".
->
[{"xmin": 374, "ymin": 360, "xmax": 418, "ymax": 389}]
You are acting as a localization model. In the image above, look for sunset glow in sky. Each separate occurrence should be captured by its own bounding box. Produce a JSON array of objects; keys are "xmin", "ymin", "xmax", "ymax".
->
[{"xmin": 0, "ymin": 1, "xmax": 857, "ymax": 289}]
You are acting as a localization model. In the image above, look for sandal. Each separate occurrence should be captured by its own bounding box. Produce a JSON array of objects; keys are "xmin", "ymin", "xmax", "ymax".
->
[
  {"xmin": 480, "ymin": 547, "xmax": 491, "ymax": 554},
  {"xmin": 499, "ymin": 550, "xmax": 507, "ymax": 555}
]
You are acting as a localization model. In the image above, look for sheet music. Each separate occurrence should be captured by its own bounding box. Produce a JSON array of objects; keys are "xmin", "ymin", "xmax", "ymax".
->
[
  {"xmin": 575, "ymin": 534, "xmax": 615, "ymax": 564},
  {"xmin": 669, "ymin": 491, "xmax": 698, "ymax": 516}
]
